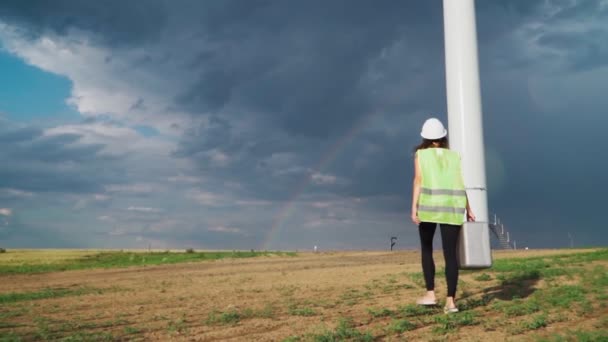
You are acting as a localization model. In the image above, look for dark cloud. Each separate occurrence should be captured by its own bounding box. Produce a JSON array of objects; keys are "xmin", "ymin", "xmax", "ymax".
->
[
  {"xmin": 477, "ymin": 0, "xmax": 608, "ymax": 72},
  {"xmin": 176, "ymin": 116, "xmax": 235, "ymax": 153},
  {"xmin": 475, "ymin": 1, "xmax": 545, "ymax": 44},
  {"xmin": 169, "ymin": 1, "xmax": 447, "ymax": 207},
  {"xmin": 8, "ymin": 133, "xmax": 108, "ymax": 163},
  {"xmin": 1, "ymin": 0, "xmax": 607, "ymax": 248},
  {"xmin": 549, "ymin": 0, "xmax": 604, "ymax": 21},
  {"xmin": 0, "ymin": 220, "xmax": 78, "ymax": 248},
  {"xmin": 172, "ymin": 0, "xmax": 608, "ymax": 248},
  {"xmin": 0, "ymin": 0, "xmax": 167, "ymax": 46},
  {"xmin": 536, "ymin": 29, "xmax": 608, "ymax": 71},
  {"xmin": 0, "ymin": 126, "xmax": 41, "ymax": 143},
  {"xmin": 477, "ymin": 33, "xmax": 608, "ymax": 248},
  {"xmin": 0, "ymin": 124, "xmax": 125, "ymax": 193},
  {"xmin": 178, "ymin": 1, "xmax": 442, "ymax": 138}
]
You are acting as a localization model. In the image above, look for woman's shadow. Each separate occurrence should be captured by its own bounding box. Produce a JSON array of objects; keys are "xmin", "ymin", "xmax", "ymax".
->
[
  {"xmin": 459, "ymin": 270, "xmax": 541, "ymax": 310},
  {"xmin": 484, "ymin": 270, "xmax": 540, "ymax": 300}
]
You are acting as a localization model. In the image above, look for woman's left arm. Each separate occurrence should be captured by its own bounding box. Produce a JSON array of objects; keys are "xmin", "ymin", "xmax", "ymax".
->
[{"xmin": 465, "ymin": 194, "xmax": 475, "ymax": 222}]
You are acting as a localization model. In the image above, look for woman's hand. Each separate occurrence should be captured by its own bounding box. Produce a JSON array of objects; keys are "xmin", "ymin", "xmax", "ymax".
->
[
  {"xmin": 467, "ymin": 209, "xmax": 476, "ymax": 222},
  {"xmin": 411, "ymin": 210, "xmax": 421, "ymax": 225}
]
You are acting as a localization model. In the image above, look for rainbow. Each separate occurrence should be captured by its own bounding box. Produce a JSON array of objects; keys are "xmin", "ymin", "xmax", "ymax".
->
[{"xmin": 262, "ymin": 111, "xmax": 380, "ymax": 250}]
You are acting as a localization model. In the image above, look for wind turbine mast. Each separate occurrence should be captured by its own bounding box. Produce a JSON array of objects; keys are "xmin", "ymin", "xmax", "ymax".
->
[{"xmin": 443, "ymin": 0, "xmax": 492, "ymax": 268}]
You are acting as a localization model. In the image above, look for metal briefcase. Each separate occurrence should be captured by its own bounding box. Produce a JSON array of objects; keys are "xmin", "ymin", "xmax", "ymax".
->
[{"xmin": 457, "ymin": 221, "xmax": 492, "ymax": 269}]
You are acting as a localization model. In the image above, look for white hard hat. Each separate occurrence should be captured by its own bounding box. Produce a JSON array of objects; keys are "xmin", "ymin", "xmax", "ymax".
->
[{"xmin": 420, "ymin": 118, "xmax": 447, "ymax": 140}]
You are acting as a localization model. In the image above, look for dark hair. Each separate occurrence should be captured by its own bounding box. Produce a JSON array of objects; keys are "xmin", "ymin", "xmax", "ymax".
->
[{"xmin": 413, "ymin": 137, "xmax": 449, "ymax": 153}]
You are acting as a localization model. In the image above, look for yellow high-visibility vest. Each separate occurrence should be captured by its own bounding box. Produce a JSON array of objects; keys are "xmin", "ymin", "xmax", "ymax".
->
[{"xmin": 416, "ymin": 148, "xmax": 466, "ymax": 225}]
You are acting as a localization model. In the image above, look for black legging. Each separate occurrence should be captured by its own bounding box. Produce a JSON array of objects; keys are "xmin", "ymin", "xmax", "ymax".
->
[{"xmin": 418, "ymin": 222, "xmax": 461, "ymax": 297}]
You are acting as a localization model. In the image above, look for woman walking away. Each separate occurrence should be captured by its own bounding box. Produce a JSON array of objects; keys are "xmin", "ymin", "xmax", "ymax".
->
[{"xmin": 411, "ymin": 118, "xmax": 475, "ymax": 314}]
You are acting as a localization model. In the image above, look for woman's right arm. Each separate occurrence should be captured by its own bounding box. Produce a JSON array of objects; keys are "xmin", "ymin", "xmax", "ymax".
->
[{"xmin": 411, "ymin": 154, "xmax": 422, "ymax": 224}]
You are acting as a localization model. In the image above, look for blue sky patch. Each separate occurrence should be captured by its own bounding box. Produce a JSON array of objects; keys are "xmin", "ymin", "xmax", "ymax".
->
[
  {"xmin": 134, "ymin": 125, "xmax": 160, "ymax": 137},
  {"xmin": 0, "ymin": 50, "xmax": 80, "ymax": 122}
]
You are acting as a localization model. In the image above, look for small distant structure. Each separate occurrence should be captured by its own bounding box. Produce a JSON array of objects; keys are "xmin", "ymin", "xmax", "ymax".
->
[
  {"xmin": 313, "ymin": 245, "xmax": 318, "ymax": 253},
  {"xmin": 489, "ymin": 214, "xmax": 516, "ymax": 250},
  {"xmin": 390, "ymin": 237, "xmax": 397, "ymax": 251}
]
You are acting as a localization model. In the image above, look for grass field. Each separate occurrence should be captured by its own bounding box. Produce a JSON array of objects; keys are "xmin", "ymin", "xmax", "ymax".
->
[
  {"xmin": 0, "ymin": 248, "xmax": 607, "ymax": 341},
  {"xmin": 0, "ymin": 249, "xmax": 294, "ymax": 274}
]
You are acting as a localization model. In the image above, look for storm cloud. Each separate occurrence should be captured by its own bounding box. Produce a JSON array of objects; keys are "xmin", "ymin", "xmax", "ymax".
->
[{"xmin": 0, "ymin": 0, "xmax": 606, "ymax": 249}]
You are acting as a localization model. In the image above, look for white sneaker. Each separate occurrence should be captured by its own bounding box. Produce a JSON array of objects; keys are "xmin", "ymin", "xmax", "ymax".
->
[
  {"xmin": 444, "ymin": 306, "xmax": 459, "ymax": 314},
  {"xmin": 416, "ymin": 297, "xmax": 437, "ymax": 306}
]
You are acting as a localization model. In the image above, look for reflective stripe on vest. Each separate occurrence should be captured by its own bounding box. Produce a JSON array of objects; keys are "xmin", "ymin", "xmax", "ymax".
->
[
  {"xmin": 417, "ymin": 205, "xmax": 466, "ymax": 215},
  {"xmin": 420, "ymin": 188, "xmax": 467, "ymax": 196},
  {"xmin": 416, "ymin": 148, "xmax": 466, "ymax": 225}
]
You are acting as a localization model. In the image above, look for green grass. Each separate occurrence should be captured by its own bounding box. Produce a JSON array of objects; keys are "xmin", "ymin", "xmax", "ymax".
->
[
  {"xmin": 582, "ymin": 265, "xmax": 608, "ymax": 289},
  {"xmin": 206, "ymin": 309, "xmax": 241, "ymax": 325},
  {"xmin": 282, "ymin": 337, "xmax": 301, "ymax": 342},
  {"xmin": 432, "ymin": 312, "xmax": 477, "ymax": 334},
  {"xmin": 167, "ymin": 315, "xmax": 188, "ymax": 334},
  {"xmin": 491, "ymin": 249, "xmax": 608, "ymax": 274},
  {"xmin": 56, "ymin": 320, "xmax": 101, "ymax": 332},
  {"xmin": 3, "ymin": 248, "xmax": 608, "ymax": 341},
  {"xmin": 58, "ymin": 331, "xmax": 114, "ymax": 342},
  {"xmin": 0, "ymin": 322, "xmax": 24, "ymax": 329},
  {"xmin": 0, "ymin": 333, "xmax": 22, "ymax": 342},
  {"xmin": 474, "ymin": 273, "xmax": 492, "ymax": 281},
  {"xmin": 0, "ymin": 250, "xmax": 295, "ymax": 275},
  {"xmin": 338, "ymin": 289, "xmax": 371, "ymax": 306},
  {"xmin": 538, "ymin": 285, "xmax": 587, "ymax": 308},
  {"xmin": 387, "ymin": 319, "xmax": 417, "ymax": 334},
  {"xmin": 0, "ymin": 307, "xmax": 29, "ymax": 319},
  {"xmin": 205, "ymin": 304, "xmax": 278, "ymax": 326},
  {"xmin": 277, "ymin": 285, "xmax": 299, "ymax": 297},
  {"xmin": 253, "ymin": 304, "xmax": 277, "ymax": 319},
  {"xmin": 594, "ymin": 317, "xmax": 608, "ymax": 330},
  {"xmin": 15, "ymin": 316, "xmax": 130, "ymax": 341},
  {"xmin": 461, "ymin": 250, "xmax": 608, "ymax": 333},
  {"xmin": 289, "ymin": 306, "xmax": 317, "ymax": 317},
  {"xmin": 492, "ymin": 258, "xmax": 550, "ymax": 273},
  {"xmin": 549, "ymin": 249, "xmax": 608, "ymax": 263},
  {"xmin": 537, "ymin": 329, "xmax": 608, "ymax": 342},
  {"xmin": 408, "ymin": 272, "xmax": 426, "ymax": 288},
  {"xmin": 538, "ymin": 267, "xmax": 572, "ymax": 279},
  {"xmin": 0, "ymin": 287, "xmax": 105, "ymax": 304},
  {"xmin": 30, "ymin": 317, "xmax": 109, "ymax": 340},
  {"xmin": 305, "ymin": 317, "xmax": 374, "ymax": 342},
  {"xmin": 366, "ymin": 307, "xmax": 394, "ymax": 318},
  {"xmin": 497, "ymin": 269, "xmax": 541, "ymax": 285},
  {"xmin": 493, "ymin": 298, "xmax": 541, "ymax": 317},
  {"xmin": 466, "ymin": 249, "xmax": 607, "ymax": 311},
  {"xmin": 521, "ymin": 313, "xmax": 548, "ymax": 331},
  {"xmin": 459, "ymin": 295, "xmax": 492, "ymax": 311},
  {"xmin": 123, "ymin": 326, "xmax": 142, "ymax": 335},
  {"xmin": 397, "ymin": 304, "xmax": 439, "ymax": 317}
]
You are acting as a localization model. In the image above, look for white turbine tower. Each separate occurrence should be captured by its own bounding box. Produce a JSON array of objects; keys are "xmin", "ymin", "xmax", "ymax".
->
[{"xmin": 443, "ymin": 0, "xmax": 492, "ymax": 268}]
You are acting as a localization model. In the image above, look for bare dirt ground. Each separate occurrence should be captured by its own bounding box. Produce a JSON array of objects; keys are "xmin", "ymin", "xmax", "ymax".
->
[{"xmin": 1, "ymin": 249, "xmax": 607, "ymax": 341}]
